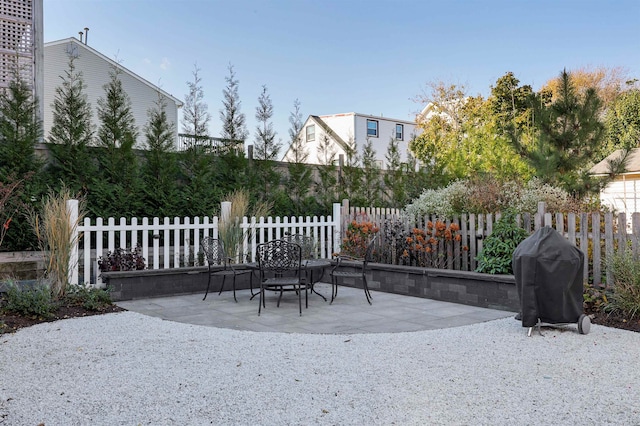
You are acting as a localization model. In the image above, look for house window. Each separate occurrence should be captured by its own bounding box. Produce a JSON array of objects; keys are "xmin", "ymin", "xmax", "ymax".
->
[
  {"xmin": 367, "ymin": 119, "xmax": 378, "ymax": 137},
  {"xmin": 396, "ymin": 124, "xmax": 404, "ymax": 140},
  {"xmin": 306, "ymin": 125, "xmax": 315, "ymax": 142},
  {"xmin": 374, "ymin": 160, "xmax": 383, "ymax": 169}
]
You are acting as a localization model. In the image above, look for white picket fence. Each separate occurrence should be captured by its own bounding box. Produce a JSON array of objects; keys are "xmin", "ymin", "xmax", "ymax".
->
[{"xmin": 70, "ymin": 202, "xmax": 342, "ymax": 286}]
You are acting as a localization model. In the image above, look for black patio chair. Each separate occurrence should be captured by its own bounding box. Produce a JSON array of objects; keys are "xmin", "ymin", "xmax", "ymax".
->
[
  {"xmin": 201, "ymin": 237, "xmax": 252, "ymax": 302},
  {"xmin": 256, "ymin": 239, "xmax": 308, "ymax": 316},
  {"xmin": 285, "ymin": 233, "xmax": 317, "ymax": 259},
  {"xmin": 330, "ymin": 236, "xmax": 377, "ymax": 305}
]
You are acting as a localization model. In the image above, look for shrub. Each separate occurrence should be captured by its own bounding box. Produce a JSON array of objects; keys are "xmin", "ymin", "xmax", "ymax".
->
[
  {"xmin": 476, "ymin": 211, "xmax": 529, "ymax": 274},
  {"xmin": 606, "ymin": 250, "xmax": 640, "ymax": 319},
  {"xmin": 341, "ymin": 218, "xmax": 379, "ymax": 258},
  {"xmin": 400, "ymin": 221, "xmax": 465, "ymax": 268},
  {"xmin": 2, "ymin": 280, "xmax": 57, "ymax": 318},
  {"xmin": 64, "ymin": 284, "xmax": 113, "ymax": 311},
  {"xmin": 98, "ymin": 246, "xmax": 146, "ymax": 272}
]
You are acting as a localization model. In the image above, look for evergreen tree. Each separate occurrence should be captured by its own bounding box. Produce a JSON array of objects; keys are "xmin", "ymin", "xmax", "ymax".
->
[
  {"xmin": 0, "ymin": 64, "xmax": 43, "ymax": 250},
  {"xmin": 95, "ymin": 65, "xmax": 141, "ymax": 216},
  {"xmin": 339, "ymin": 135, "xmax": 364, "ymax": 205},
  {"xmin": 361, "ymin": 139, "xmax": 382, "ymax": 206},
  {"xmin": 384, "ymin": 137, "xmax": 406, "ymax": 206},
  {"xmin": 47, "ymin": 54, "xmax": 96, "ymax": 194},
  {"xmin": 511, "ymin": 70, "xmax": 605, "ymax": 197},
  {"xmin": 315, "ymin": 134, "xmax": 338, "ymax": 212},
  {"xmin": 252, "ymin": 85, "xmax": 282, "ymax": 204},
  {"xmin": 182, "ymin": 64, "xmax": 210, "ymax": 141},
  {"xmin": 0, "ymin": 66, "xmax": 43, "ymax": 179},
  {"xmin": 180, "ymin": 64, "xmax": 216, "ymax": 216},
  {"xmin": 284, "ymin": 99, "xmax": 314, "ymax": 215},
  {"xmin": 219, "ymin": 63, "xmax": 248, "ymax": 142},
  {"xmin": 142, "ymin": 93, "xmax": 180, "ymax": 217}
]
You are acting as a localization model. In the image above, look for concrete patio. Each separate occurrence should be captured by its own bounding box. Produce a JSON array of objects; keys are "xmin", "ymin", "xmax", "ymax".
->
[{"xmin": 116, "ymin": 282, "xmax": 514, "ymax": 334}]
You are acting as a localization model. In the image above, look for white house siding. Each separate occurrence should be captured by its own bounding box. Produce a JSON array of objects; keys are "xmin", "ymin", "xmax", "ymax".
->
[
  {"xmin": 43, "ymin": 38, "xmax": 181, "ymax": 149},
  {"xmin": 286, "ymin": 112, "xmax": 419, "ymax": 169},
  {"xmin": 600, "ymin": 177, "xmax": 640, "ymax": 223}
]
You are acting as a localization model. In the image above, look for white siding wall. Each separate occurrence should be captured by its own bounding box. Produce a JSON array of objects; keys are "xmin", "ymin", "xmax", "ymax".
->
[
  {"xmin": 43, "ymin": 39, "xmax": 180, "ymax": 149},
  {"xmin": 601, "ymin": 177, "xmax": 640, "ymax": 221}
]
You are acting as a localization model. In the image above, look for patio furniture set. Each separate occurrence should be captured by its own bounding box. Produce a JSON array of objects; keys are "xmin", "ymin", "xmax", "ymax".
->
[{"xmin": 200, "ymin": 235, "xmax": 376, "ymax": 315}]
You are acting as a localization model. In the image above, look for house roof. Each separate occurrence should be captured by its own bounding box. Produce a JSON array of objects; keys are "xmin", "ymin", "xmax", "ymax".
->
[
  {"xmin": 44, "ymin": 38, "xmax": 183, "ymax": 107},
  {"xmin": 319, "ymin": 112, "xmax": 416, "ymax": 125},
  {"xmin": 590, "ymin": 148, "xmax": 640, "ymax": 175},
  {"xmin": 309, "ymin": 115, "xmax": 350, "ymax": 152}
]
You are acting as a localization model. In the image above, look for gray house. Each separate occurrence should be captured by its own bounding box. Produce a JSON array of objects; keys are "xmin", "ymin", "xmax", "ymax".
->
[{"xmin": 43, "ymin": 37, "xmax": 182, "ymax": 149}]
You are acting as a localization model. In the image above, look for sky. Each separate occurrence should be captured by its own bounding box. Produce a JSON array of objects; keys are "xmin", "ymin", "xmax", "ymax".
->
[{"xmin": 44, "ymin": 0, "xmax": 640, "ymax": 148}]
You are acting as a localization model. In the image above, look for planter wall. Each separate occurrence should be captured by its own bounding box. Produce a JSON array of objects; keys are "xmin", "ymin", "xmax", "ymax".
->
[
  {"xmin": 337, "ymin": 262, "xmax": 518, "ymax": 312},
  {"xmin": 104, "ymin": 266, "xmax": 255, "ymax": 301},
  {"xmin": 104, "ymin": 262, "xmax": 518, "ymax": 313}
]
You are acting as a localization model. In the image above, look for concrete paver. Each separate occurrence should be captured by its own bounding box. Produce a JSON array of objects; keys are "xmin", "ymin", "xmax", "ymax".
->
[{"xmin": 116, "ymin": 282, "xmax": 514, "ymax": 334}]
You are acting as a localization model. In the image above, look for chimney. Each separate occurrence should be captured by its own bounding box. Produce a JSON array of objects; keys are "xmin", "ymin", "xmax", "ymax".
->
[
  {"xmin": 78, "ymin": 31, "xmax": 83, "ymax": 43},
  {"xmin": 84, "ymin": 27, "xmax": 89, "ymax": 45}
]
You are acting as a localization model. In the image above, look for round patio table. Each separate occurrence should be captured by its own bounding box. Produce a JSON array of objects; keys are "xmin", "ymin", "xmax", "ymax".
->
[{"xmin": 245, "ymin": 260, "xmax": 331, "ymax": 301}]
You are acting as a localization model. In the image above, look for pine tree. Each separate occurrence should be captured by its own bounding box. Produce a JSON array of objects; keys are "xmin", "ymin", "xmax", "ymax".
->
[
  {"xmin": 339, "ymin": 135, "xmax": 364, "ymax": 205},
  {"xmin": 361, "ymin": 139, "xmax": 382, "ymax": 206},
  {"xmin": 142, "ymin": 93, "xmax": 180, "ymax": 217},
  {"xmin": 0, "ymin": 66, "xmax": 43, "ymax": 179},
  {"xmin": 182, "ymin": 64, "xmax": 210, "ymax": 141},
  {"xmin": 252, "ymin": 85, "xmax": 282, "ymax": 205},
  {"xmin": 0, "ymin": 64, "xmax": 43, "ymax": 250},
  {"xmin": 315, "ymin": 134, "xmax": 338, "ymax": 212},
  {"xmin": 219, "ymin": 63, "xmax": 247, "ymax": 142},
  {"xmin": 512, "ymin": 70, "xmax": 605, "ymax": 197},
  {"xmin": 253, "ymin": 85, "xmax": 280, "ymax": 160},
  {"xmin": 95, "ymin": 65, "xmax": 141, "ymax": 216},
  {"xmin": 284, "ymin": 99, "xmax": 313, "ymax": 215},
  {"xmin": 384, "ymin": 137, "xmax": 406, "ymax": 206},
  {"xmin": 48, "ymin": 55, "xmax": 95, "ymax": 193}
]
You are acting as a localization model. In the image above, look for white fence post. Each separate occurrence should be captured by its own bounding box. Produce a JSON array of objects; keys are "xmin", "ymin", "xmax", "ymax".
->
[
  {"xmin": 67, "ymin": 199, "xmax": 79, "ymax": 286},
  {"xmin": 333, "ymin": 202, "xmax": 342, "ymax": 254}
]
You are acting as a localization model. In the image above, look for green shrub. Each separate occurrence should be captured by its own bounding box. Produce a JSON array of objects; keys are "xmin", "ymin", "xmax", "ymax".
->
[
  {"xmin": 606, "ymin": 250, "xmax": 640, "ymax": 319},
  {"xmin": 2, "ymin": 280, "xmax": 57, "ymax": 318},
  {"xmin": 476, "ymin": 211, "xmax": 529, "ymax": 274},
  {"xmin": 64, "ymin": 284, "xmax": 113, "ymax": 311}
]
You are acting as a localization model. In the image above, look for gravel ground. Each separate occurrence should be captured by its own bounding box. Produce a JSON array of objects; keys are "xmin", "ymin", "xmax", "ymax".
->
[{"xmin": 1, "ymin": 311, "xmax": 639, "ymax": 425}]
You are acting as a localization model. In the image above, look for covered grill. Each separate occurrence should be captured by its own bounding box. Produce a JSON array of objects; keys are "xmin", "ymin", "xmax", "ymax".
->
[{"xmin": 512, "ymin": 226, "xmax": 590, "ymax": 335}]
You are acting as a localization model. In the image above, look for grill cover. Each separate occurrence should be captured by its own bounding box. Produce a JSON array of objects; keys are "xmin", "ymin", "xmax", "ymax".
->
[{"xmin": 512, "ymin": 226, "xmax": 585, "ymax": 327}]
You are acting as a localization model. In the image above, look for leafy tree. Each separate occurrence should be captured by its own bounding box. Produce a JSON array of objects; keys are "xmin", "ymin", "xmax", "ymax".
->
[
  {"xmin": 490, "ymin": 71, "xmax": 533, "ymax": 136},
  {"xmin": 284, "ymin": 99, "xmax": 314, "ymax": 215},
  {"xmin": 361, "ymin": 139, "xmax": 383, "ymax": 206},
  {"xmin": 141, "ymin": 93, "xmax": 180, "ymax": 217},
  {"xmin": 604, "ymin": 87, "xmax": 640, "ymax": 153},
  {"xmin": 541, "ymin": 65, "xmax": 629, "ymax": 110},
  {"xmin": 47, "ymin": 54, "xmax": 96, "ymax": 194},
  {"xmin": 411, "ymin": 81, "xmax": 529, "ymax": 183},
  {"xmin": 183, "ymin": 64, "xmax": 210, "ymax": 141},
  {"xmin": 219, "ymin": 63, "xmax": 248, "ymax": 142},
  {"xmin": 510, "ymin": 70, "xmax": 605, "ymax": 197},
  {"xmin": 94, "ymin": 65, "xmax": 141, "ymax": 216},
  {"xmin": 0, "ymin": 65, "xmax": 43, "ymax": 250}
]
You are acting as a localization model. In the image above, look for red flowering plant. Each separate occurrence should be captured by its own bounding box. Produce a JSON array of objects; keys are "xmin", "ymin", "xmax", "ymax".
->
[
  {"xmin": 400, "ymin": 220, "xmax": 467, "ymax": 268},
  {"xmin": 340, "ymin": 218, "xmax": 380, "ymax": 259}
]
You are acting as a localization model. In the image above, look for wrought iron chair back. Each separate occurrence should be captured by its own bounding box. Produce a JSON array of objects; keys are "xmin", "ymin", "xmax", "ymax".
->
[
  {"xmin": 285, "ymin": 233, "xmax": 317, "ymax": 259},
  {"xmin": 201, "ymin": 236, "xmax": 251, "ymax": 302},
  {"xmin": 256, "ymin": 239, "xmax": 308, "ymax": 315},
  {"xmin": 330, "ymin": 236, "xmax": 377, "ymax": 305}
]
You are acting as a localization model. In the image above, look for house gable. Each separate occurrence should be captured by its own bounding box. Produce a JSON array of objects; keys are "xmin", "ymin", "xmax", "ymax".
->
[{"xmin": 43, "ymin": 37, "xmax": 182, "ymax": 149}]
